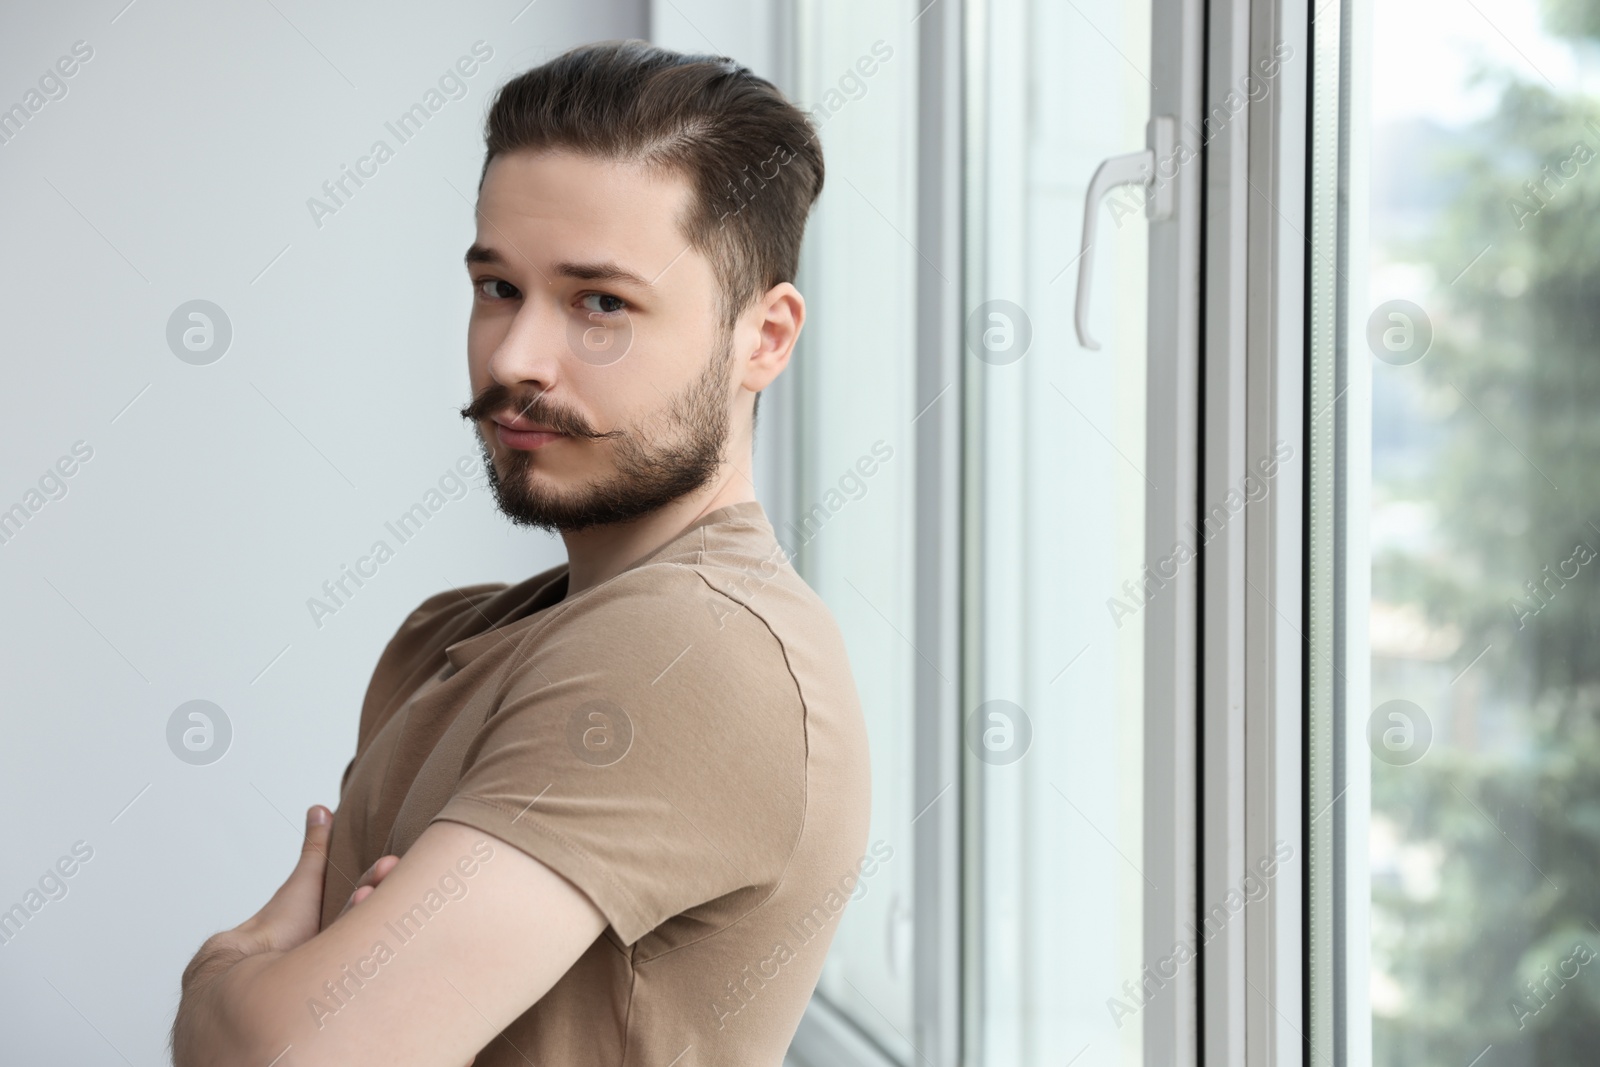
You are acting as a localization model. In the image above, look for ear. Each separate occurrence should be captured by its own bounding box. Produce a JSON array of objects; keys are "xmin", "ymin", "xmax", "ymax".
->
[{"xmin": 737, "ymin": 281, "xmax": 805, "ymax": 393}]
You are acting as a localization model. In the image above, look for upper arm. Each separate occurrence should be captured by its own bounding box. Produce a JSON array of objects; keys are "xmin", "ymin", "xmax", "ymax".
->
[
  {"xmin": 235, "ymin": 819, "xmax": 607, "ymax": 1067},
  {"xmin": 426, "ymin": 574, "xmax": 809, "ymax": 945}
]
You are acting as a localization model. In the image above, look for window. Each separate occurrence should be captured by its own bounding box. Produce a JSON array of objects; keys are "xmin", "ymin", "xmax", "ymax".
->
[
  {"xmin": 965, "ymin": 0, "xmax": 1152, "ymax": 1063},
  {"xmin": 789, "ymin": 1, "xmax": 922, "ymax": 1059},
  {"xmin": 1308, "ymin": 0, "xmax": 1600, "ymax": 1063},
  {"xmin": 787, "ymin": 0, "xmax": 1203, "ymax": 1063}
]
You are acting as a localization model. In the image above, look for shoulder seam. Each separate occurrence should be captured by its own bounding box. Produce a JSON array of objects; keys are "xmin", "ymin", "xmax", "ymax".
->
[{"xmin": 635, "ymin": 567, "xmax": 811, "ymax": 965}]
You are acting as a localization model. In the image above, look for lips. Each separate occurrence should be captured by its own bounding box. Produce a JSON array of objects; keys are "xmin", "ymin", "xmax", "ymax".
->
[
  {"xmin": 492, "ymin": 417, "xmax": 567, "ymax": 452},
  {"xmin": 492, "ymin": 415, "xmax": 561, "ymax": 434}
]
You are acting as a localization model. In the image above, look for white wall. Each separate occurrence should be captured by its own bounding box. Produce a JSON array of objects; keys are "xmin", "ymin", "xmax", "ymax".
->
[{"xmin": 0, "ymin": 2, "xmax": 646, "ymax": 1062}]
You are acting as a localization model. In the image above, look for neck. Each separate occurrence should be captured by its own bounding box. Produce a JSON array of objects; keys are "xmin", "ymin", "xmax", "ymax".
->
[{"xmin": 559, "ymin": 461, "xmax": 757, "ymax": 597}]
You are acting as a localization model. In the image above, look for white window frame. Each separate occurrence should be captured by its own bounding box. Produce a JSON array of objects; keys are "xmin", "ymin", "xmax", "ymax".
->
[
  {"xmin": 1200, "ymin": 0, "xmax": 1311, "ymax": 1065},
  {"xmin": 773, "ymin": 0, "xmax": 1321, "ymax": 1063}
]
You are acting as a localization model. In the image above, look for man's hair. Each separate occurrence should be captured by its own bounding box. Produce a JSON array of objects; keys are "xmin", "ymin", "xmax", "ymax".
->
[{"xmin": 480, "ymin": 39, "xmax": 826, "ymax": 425}]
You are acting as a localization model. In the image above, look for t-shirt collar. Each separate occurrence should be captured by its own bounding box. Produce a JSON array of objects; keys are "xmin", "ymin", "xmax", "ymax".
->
[{"xmin": 442, "ymin": 500, "xmax": 769, "ymax": 669}]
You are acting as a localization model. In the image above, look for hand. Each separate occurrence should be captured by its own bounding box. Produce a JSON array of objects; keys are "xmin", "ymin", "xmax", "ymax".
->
[
  {"xmin": 229, "ymin": 805, "xmax": 337, "ymax": 958},
  {"xmin": 337, "ymin": 853, "xmax": 399, "ymax": 921},
  {"xmin": 175, "ymin": 806, "xmax": 341, "ymax": 1067},
  {"xmin": 185, "ymin": 808, "xmax": 478, "ymax": 1066},
  {"xmin": 337, "ymin": 850, "xmax": 477, "ymax": 1067}
]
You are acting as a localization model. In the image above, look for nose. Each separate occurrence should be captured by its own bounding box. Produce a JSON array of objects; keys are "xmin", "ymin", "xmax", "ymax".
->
[{"xmin": 484, "ymin": 286, "xmax": 569, "ymax": 396}]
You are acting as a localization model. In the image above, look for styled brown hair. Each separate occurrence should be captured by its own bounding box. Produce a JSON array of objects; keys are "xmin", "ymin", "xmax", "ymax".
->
[{"xmin": 480, "ymin": 39, "xmax": 825, "ymax": 369}]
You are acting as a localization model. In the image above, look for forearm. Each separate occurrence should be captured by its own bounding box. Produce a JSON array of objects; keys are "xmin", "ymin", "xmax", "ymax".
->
[{"xmin": 170, "ymin": 934, "xmax": 282, "ymax": 1067}]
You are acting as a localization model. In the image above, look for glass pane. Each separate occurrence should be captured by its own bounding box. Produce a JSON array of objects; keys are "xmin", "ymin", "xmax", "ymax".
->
[
  {"xmin": 792, "ymin": 0, "xmax": 920, "ymax": 1058},
  {"xmin": 1312, "ymin": 0, "xmax": 1600, "ymax": 1063},
  {"xmin": 967, "ymin": 0, "xmax": 1150, "ymax": 1063}
]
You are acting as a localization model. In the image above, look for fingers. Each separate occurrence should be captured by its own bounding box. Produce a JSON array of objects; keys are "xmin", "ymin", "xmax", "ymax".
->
[
  {"xmin": 354, "ymin": 855, "xmax": 399, "ymax": 895},
  {"xmin": 304, "ymin": 805, "xmax": 332, "ymax": 855},
  {"xmin": 289, "ymin": 806, "xmax": 333, "ymax": 890},
  {"xmin": 268, "ymin": 806, "xmax": 333, "ymax": 910},
  {"xmin": 367, "ymin": 854, "xmax": 400, "ymax": 885},
  {"xmin": 232, "ymin": 805, "xmax": 338, "ymax": 954},
  {"xmin": 336, "ymin": 885, "xmax": 374, "ymax": 920},
  {"xmin": 338, "ymin": 854, "xmax": 400, "ymax": 920}
]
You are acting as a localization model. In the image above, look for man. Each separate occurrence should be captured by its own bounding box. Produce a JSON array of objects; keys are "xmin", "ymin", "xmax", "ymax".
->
[{"xmin": 170, "ymin": 39, "xmax": 871, "ymax": 1067}]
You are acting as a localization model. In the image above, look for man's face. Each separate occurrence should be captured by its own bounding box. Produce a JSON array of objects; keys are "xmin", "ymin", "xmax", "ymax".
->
[{"xmin": 460, "ymin": 148, "xmax": 739, "ymax": 533}]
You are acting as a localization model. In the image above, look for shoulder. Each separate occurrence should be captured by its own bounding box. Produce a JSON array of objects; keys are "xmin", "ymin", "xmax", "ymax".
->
[
  {"xmin": 393, "ymin": 582, "xmax": 508, "ymax": 644},
  {"xmin": 498, "ymin": 561, "xmax": 817, "ymax": 775},
  {"xmin": 388, "ymin": 560, "xmax": 566, "ymax": 658},
  {"xmin": 373, "ymin": 582, "xmax": 512, "ymax": 682},
  {"xmin": 517, "ymin": 561, "xmax": 793, "ymax": 686},
  {"xmin": 355, "ymin": 581, "xmax": 509, "ymax": 746}
]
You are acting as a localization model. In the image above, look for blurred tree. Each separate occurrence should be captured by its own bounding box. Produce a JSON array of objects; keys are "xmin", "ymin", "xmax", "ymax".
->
[
  {"xmin": 1369, "ymin": 6, "xmax": 1600, "ymax": 1065},
  {"xmin": 1542, "ymin": 0, "xmax": 1600, "ymax": 40}
]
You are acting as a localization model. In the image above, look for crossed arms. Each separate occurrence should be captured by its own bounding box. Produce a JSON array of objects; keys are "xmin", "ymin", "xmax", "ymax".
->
[{"xmin": 171, "ymin": 808, "xmax": 607, "ymax": 1067}]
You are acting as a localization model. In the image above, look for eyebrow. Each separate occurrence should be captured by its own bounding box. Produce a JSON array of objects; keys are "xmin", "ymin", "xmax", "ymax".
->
[{"xmin": 463, "ymin": 243, "xmax": 656, "ymax": 290}]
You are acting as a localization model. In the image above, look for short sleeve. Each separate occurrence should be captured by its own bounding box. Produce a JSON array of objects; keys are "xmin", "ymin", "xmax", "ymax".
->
[
  {"xmin": 354, "ymin": 583, "xmax": 507, "ymax": 753},
  {"xmin": 428, "ymin": 565, "xmax": 808, "ymax": 945}
]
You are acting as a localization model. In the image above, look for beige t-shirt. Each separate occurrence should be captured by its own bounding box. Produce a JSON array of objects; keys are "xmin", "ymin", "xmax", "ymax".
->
[{"xmin": 317, "ymin": 500, "xmax": 872, "ymax": 1066}]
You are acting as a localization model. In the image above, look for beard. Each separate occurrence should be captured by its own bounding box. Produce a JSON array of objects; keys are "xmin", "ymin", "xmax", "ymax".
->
[{"xmin": 463, "ymin": 325, "xmax": 735, "ymax": 534}]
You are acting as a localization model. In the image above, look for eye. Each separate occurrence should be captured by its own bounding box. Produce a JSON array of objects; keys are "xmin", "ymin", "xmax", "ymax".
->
[
  {"xmin": 475, "ymin": 277, "xmax": 521, "ymax": 301},
  {"xmin": 578, "ymin": 292, "xmax": 629, "ymax": 316}
]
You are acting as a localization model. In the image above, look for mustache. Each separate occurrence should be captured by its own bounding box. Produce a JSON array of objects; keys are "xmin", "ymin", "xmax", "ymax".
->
[{"xmin": 458, "ymin": 383, "xmax": 621, "ymax": 440}]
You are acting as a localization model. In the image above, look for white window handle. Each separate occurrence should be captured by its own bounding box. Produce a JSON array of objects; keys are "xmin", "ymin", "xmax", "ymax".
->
[{"xmin": 1074, "ymin": 115, "xmax": 1177, "ymax": 351}]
